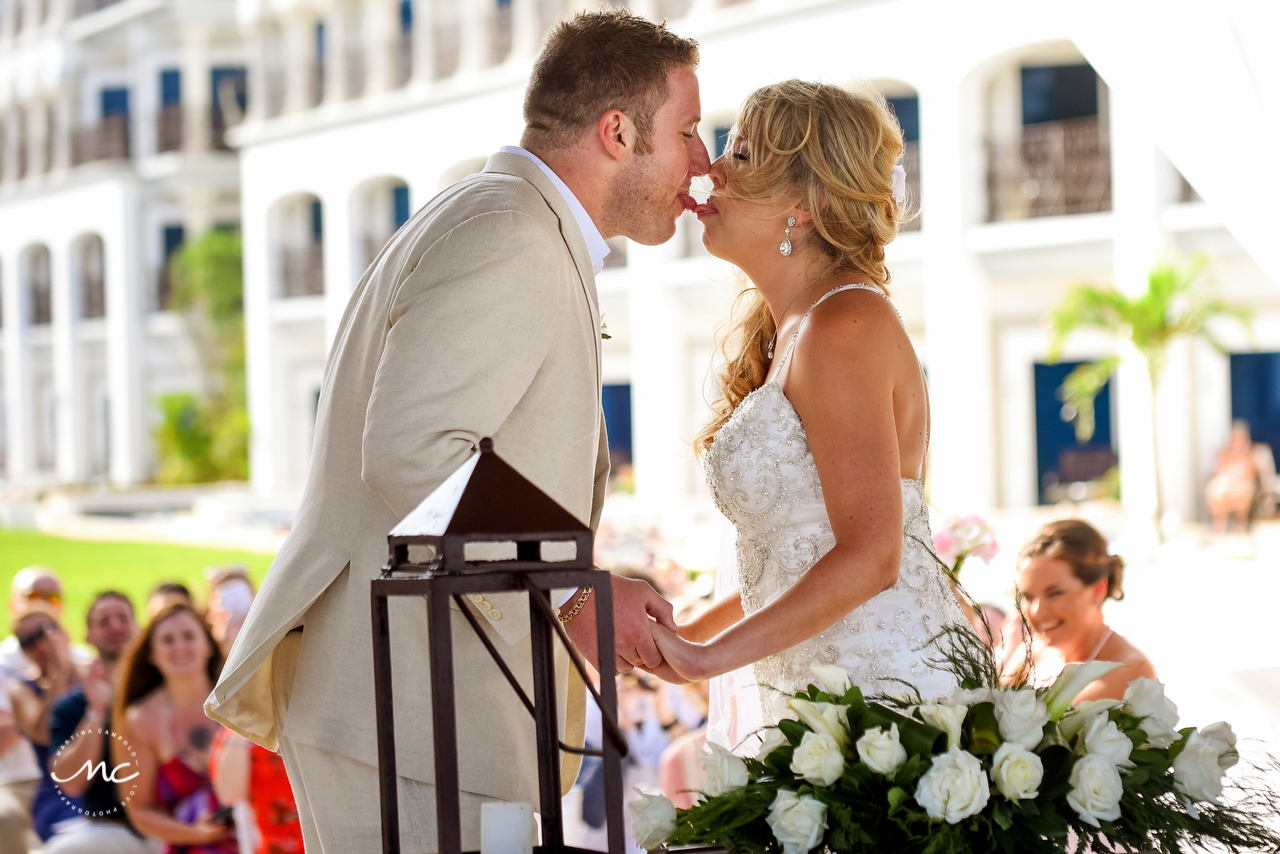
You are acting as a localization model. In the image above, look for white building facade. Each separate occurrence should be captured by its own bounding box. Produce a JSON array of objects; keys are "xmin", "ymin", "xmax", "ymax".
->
[
  {"xmin": 234, "ymin": 0, "xmax": 1278, "ymax": 532},
  {"xmin": 0, "ymin": 0, "xmax": 246, "ymax": 487}
]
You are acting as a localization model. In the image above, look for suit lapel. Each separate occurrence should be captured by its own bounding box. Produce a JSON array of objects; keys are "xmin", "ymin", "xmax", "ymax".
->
[{"xmin": 483, "ymin": 152, "xmax": 602, "ymax": 385}]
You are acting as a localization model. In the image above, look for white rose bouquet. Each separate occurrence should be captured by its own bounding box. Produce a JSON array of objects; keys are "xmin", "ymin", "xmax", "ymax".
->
[{"xmin": 633, "ymin": 633, "xmax": 1280, "ymax": 853}]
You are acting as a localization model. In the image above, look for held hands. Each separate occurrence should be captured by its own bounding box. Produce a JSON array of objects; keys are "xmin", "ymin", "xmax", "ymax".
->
[
  {"xmin": 645, "ymin": 622, "xmax": 711, "ymax": 684},
  {"xmin": 561, "ymin": 575, "xmax": 678, "ymax": 675}
]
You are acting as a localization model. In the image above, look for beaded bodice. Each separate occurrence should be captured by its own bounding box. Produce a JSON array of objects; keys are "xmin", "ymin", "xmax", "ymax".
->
[{"xmin": 704, "ymin": 284, "xmax": 967, "ymax": 725}]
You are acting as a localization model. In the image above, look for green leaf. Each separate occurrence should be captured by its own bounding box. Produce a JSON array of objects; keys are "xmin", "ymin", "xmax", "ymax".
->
[
  {"xmin": 992, "ymin": 801, "xmax": 1013, "ymax": 830},
  {"xmin": 887, "ymin": 786, "xmax": 909, "ymax": 816},
  {"xmin": 965, "ymin": 702, "xmax": 1002, "ymax": 756},
  {"xmin": 778, "ymin": 718, "xmax": 808, "ymax": 746}
]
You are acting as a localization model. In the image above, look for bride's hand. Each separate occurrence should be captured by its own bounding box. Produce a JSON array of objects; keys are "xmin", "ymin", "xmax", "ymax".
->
[{"xmin": 643, "ymin": 622, "xmax": 711, "ymax": 684}]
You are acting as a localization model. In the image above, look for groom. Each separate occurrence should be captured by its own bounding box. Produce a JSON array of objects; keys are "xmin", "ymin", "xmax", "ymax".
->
[{"xmin": 205, "ymin": 9, "xmax": 709, "ymax": 852}]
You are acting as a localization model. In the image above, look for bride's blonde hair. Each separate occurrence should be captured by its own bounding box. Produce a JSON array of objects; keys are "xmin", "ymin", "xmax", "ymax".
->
[{"xmin": 694, "ymin": 80, "xmax": 913, "ymax": 454}]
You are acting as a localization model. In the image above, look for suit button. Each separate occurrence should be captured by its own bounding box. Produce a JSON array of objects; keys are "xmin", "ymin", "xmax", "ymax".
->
[
  {"xmin": 488, "ymin": 610, "xmax": 502, "ymax": 620},
  {"xmin": 469, "ymin": 594, "xmax": 484, "ymax": 603}
]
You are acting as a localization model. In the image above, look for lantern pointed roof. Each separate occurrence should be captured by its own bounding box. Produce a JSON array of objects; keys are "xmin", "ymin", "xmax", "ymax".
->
[{"xmin": 390, "ymin": 438, "xmax": 588, "ymax": 540}]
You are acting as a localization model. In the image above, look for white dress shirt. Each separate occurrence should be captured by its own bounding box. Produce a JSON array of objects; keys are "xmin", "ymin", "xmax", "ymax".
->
[{"xmin": 498, "ymin": 145, "xmax": 610, "ymax": 274}]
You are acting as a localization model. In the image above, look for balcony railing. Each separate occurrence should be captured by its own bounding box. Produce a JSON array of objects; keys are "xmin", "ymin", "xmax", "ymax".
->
[
  {"xmin": 156, "ymin": 105, "xmax": 182, "ymax": 152},
  {"xmin": 279, "ymin": 244, "xmax": 325, "ymax": 298},
  {"xmin": 74, "ymin": 114, "xmax": 130, "ymax": 164},
  {"xmin": 986, "ymin": 115, "xmax": 1111, "ymax": 222}
]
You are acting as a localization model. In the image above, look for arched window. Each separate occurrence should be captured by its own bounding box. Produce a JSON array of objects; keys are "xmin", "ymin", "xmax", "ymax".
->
[
  {"xmin": 351, "ymin": 177, "xmax": 410, "ymax": 283},
  {"xmin": 75, "ymin": 234, "xmax": 106, "ymax": 318},
  {"xmin": 23, "ymin": 244, "xmax": 52, "ymax": 325},
  {"xmin": 270, "ymin": 193, "xmax": 325, "ymax": 298}
]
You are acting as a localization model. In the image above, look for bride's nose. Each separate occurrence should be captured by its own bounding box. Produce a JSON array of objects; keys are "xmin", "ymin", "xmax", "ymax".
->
[{"xmin": 707, "ymin": 156, "xmax": 726, "ymax": 189}]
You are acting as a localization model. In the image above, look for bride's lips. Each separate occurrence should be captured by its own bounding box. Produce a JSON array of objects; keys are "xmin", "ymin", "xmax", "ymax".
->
[{"xmin": 694, "ymin": 195, "xmax": 718, "ymax": 217}]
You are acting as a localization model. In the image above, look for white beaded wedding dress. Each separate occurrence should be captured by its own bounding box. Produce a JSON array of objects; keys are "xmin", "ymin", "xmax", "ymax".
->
[{"xmin": 704, "ymin": 284, "xmax": 968, "ymax": 749}]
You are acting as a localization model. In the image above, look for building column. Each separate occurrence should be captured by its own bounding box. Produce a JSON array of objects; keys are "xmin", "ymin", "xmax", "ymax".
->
[
  {"xmin": 243, "ymin": 198, "xmax": 278, "ymax": 494},
  {"xmin": 51, "ymin": 83, "xmax": 74, "ymax": 171},
  {"xmin": 1, "ymin": 249, "xmax": 34, "ymax": 480},
  {"xmin": 627, "ymin": 240, "xmax": 689, "ymax": 517},
  {"xmin": 918, "ymin": 75, "xmax": 998, "ymax": 514},
  {"xmin": 181, "ymin": 24, "xmax": 212, "ymax": 154},
  {"xmin": 1, "ymin": 110, "xmax": 18, "ymax": 186},
  {"xmin": 507, "ymin": 0, "xmax": 538, "ymax": 62},
  {"xmin": 52, "ymin": 238, "xmax": 87, "ymax": 482},
  {"xmin": 364, "ymin": 0, "xmax": 398, "ymax": 95},
  {"xmin": 1109, "ymin": 84, "xmax": 1171, "ymax": 539},
  {"xmin": 283, "ymin": 9, "xmax": 319, "ymax": 114},
  {"xmin": 321, "ymin": 1, "xmax": 352, "ymax": 103},
  {"xmin": 243, "ymin": 24, "xmax": 269, "ymax": 122},
  {"xmin": 105, "ymin": 182, "xmax": 148, "ymax": 484},
  {"xmin": 29, "ymin": 100, "xmax": 50, "ymax": 176},
  {"xmin": 455, "ymin": 0, "xmax": 492, "ymax": 75},
  {"xmin": 409, "ymin": 0, "xmax": 435, "ymax": 84}
]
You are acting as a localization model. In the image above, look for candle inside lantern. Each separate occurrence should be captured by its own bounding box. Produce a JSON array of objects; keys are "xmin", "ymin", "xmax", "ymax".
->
[{"xmin": 480, "ymin": 802, "xmax": 535, "ymax": 854}]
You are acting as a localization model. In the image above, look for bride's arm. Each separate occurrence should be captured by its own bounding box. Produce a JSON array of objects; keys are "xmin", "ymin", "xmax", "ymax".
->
[
  {"xmin": 678, "ymin": 591, "xmax": 744, "ymax": 643},
  {"xmin": 657, "ymin": 297, "xmax": 910, "ymax": 682}
]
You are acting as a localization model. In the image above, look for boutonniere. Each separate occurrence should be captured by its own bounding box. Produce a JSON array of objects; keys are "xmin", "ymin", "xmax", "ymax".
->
[{"xmin": 601, "ymin": 312, "xmax": 611, "ymax": 340}]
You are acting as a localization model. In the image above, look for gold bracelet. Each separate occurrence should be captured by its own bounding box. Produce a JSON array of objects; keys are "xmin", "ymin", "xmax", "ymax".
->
[{"xmin": 558, "ymin": 587, "xmax": 594, "ymax": 623}]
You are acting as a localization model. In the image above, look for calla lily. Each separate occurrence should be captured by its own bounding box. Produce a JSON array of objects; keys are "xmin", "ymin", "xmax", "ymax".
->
[
  {"xmin": 1043, "ymin": 661, "xmax": 1125, "ymax": 721},
  {"xmin": 1059, "ymin": 699, "xmax": 1124, "ymax": 741},
  {"xmin": 809, "ymin": 663, "xmax": 853, "ymax": 697}
]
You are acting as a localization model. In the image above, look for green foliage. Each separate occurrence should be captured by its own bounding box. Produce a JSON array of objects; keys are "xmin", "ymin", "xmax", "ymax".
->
[{"xmin": 154, "ymin": 231, "xmax": 248, "ymax": 484}]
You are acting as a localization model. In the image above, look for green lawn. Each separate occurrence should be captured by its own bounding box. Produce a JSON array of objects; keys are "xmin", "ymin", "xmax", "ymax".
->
[{"xmin": 0, "ymin": 528, "xmax": 275, "ymax": 641}]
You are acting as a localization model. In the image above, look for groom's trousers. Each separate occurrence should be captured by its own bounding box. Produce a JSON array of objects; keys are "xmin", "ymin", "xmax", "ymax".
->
[{"xmin": 270, "ymin": 631, "xmax": 488, "ymax": 853}]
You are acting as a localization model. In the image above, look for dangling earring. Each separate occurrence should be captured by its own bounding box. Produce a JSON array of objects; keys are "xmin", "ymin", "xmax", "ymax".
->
[{"xmin": 779, "ymin": 216, "xmax": 796, "ymax": 256}]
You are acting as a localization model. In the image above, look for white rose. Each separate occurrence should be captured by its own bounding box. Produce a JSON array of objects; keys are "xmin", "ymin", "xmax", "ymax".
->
[
  {"xmin": 918, "ymin": 703, "xmax": 969, "ymax": 750},
  {"xmin": 1066, "ymin": 754, "xmax": 1124, "ymax": 828},
  {"xmin": 1198, "ymin": 721, "xmax": 1239, "ymax": 770},
  {"xmin": 700, "ymin": 742, "xmax": 749, "ymax": 797},
  {"xmin": 989, "ymin": 741, "xmax": 1044, "ymax": 801},
  {"xmin": 995, "ymin": 688, "xmax": 1050, "ymax": 748},
  {"xmin": 757, "ymin": 727, "xmax": 790, "ymax": 760},
  {"xmin": 1079, "ymin": 713, "xmax": 1135, "ymax": 768},
  {"xmin": 855, "ymin": 724, "xmax": 908, "ymax": 777},
  {"xmin": 766, "ymin": 790, "xmax": 828, "ymax": 854},
  {"xmin": 914, "ymin": 747, "xmax": 990, "ymax": 823},
  {"xmin": 790, "ymin": 731, "xmax": 845, "ymax": 787},
  {"xmin": 1123, "ymin": 678, "xmax": 1180, "ymax": 749},
  {"xmin": 809, "ymin": 663, "xmax": 853, "ymax": 697},
  {"xmin": 788, "ymin": 698, "xmax": 850, "ymax": 749},
  {"xmin": 949, "ymin": 685, "xmax": 998, "ymax": 706},
  {"xmin": 629, "ymin": 788, "xmax": 676, "ymax": 851},
  {"xmin": 1173, "ymin": 731, "xmax": 1226, "ymax": 805}
]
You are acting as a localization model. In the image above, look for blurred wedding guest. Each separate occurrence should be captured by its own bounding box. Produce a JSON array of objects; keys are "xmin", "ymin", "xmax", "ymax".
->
[
  {"xmin": 146, "ymin": 584, "xmax": 194, "ymax": 620},
  {"xmin": 1206, "ymin": 420, "xmax": 1261, "ymax": 534},
  {"xmin": 7, "ymin": 612, "xmax": 84, "ymax": 840},
  {"xmin": 0, "ymin": 567, "xmax": 69, "ymax": 681},
  {"xmin": 1005, "ymin": 520, "xmax": 1154, "ymax": 701},
  {"xmin": 46, "ymin": 592, "xmax": 148, "ymax": 854},
  {"xmin": 973, "ymin": 602, "xmax": 1006, "ymax": 650},
  {"xmin": 659, "ymin": 680, "xmax": 710, "ymax": 809},
  {"xmin": 209, "ymin": 728, "xmax": 303, "ymax": 854},
  {"xmin": 202, "ymin": 568, "xmax": 255, "ymax": 658},
  {"xmin": 113, "ymin": 605, "xmax": 236, "ymax": 853}
]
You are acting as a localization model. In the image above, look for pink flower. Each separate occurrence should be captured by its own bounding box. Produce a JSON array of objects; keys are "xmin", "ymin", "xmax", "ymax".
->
[
  {"xmin": 977, "ymin": 538, "xmax": 999, "ymax": 563},
  {"xmin": 933, "ymin": 529, "xmax": 957, "ymax": 563}
]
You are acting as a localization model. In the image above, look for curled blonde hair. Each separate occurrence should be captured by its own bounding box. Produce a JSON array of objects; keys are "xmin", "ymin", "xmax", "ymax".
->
[{"xmin": 695, "ymin": 80, "xmax": 913, "ymax": 454}]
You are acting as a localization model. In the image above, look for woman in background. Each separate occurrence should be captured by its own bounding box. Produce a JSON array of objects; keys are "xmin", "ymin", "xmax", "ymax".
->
[
  {"xmin": 113, "ymin": 604, "xmax": 236, "ymax": 853},
  {"xmin": 1006, "ymin": 519, "xmax": 1154, "ymax": 701}
]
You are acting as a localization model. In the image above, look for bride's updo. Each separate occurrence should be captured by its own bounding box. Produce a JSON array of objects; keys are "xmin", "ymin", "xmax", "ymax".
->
[{"xmin": 695, "ymin": 80, "xmax": 912, "ymax": 454}]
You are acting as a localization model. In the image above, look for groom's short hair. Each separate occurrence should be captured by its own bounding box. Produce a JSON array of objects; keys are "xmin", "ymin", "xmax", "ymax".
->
[{"xmin": 523, "ymin": 10, "xmax": 699, "ymax": 155}]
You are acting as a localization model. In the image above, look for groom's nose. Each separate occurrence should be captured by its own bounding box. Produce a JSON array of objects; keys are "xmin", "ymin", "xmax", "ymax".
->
[{"xmin": 689, "ymin": 133, "xmax": 711, "ymax": 176}]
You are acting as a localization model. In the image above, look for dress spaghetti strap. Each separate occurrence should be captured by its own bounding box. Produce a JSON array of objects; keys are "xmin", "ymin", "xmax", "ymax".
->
[{"xmin": 774, "ymin": 283, "xmax": 931, "ymax": 481}]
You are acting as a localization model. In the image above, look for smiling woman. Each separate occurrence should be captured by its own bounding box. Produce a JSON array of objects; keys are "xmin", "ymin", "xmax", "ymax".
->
[{"xmin": 1005, "ymin": 519, "xmax": 1155, "ymax": 700}]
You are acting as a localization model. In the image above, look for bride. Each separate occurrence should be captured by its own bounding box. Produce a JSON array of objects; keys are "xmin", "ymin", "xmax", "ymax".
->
[{"xmin": 648, "ymin": 80, "xmax": 971, "ymax": 738}]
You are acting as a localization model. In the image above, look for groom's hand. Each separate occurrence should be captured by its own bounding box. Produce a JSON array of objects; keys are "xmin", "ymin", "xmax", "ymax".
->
[{"xmin": 561, "ymin": 575, "xmax": 676, "ymax": 674}]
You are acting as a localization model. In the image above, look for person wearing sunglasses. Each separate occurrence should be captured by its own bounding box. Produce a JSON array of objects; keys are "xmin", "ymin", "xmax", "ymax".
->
[{"xmin": 5, "ymin": 612, "xmax": 84, "ymax": 842}]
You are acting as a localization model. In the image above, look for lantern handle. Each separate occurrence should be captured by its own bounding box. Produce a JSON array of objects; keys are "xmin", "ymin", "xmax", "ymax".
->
[{"xmin": 520, "ymin": 577, "xmax": 629, "ymax": 755}]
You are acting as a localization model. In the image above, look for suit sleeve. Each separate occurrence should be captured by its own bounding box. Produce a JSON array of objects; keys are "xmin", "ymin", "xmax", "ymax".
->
[
  {"xmin": 590, "ymin": 408, "xmax": 610, "ymax": 532},
  {"xmin": 361, "ymin": 210, "xmax": 566, "ymax": 519}
]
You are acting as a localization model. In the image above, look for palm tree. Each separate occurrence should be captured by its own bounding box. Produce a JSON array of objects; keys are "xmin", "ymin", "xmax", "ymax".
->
[{"xmin": 1046, "ymin": 254, "xmax": 1250, "ymax": 536}]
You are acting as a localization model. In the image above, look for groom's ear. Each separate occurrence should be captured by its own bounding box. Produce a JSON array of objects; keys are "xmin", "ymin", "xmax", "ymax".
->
[{"xmin": 596, "ymin": 109, "xmax": 637, "ymax": 163}]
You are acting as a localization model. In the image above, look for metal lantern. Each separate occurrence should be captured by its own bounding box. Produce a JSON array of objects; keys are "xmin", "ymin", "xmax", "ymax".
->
[{"xmin": 371, "ymin": 437, "xmax": 628, "ymax": 854}]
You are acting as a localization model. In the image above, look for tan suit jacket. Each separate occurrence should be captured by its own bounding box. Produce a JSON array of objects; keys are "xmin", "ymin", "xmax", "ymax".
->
[{"xmin": 205, "ymin": 152, "xmax": 606, "ymax": 804}]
